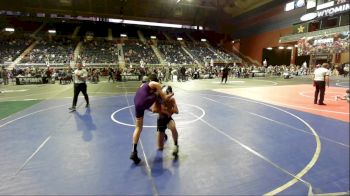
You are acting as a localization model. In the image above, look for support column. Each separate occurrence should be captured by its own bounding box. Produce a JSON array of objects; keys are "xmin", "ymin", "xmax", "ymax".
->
[{"xmin": 290, "ymin": 45, "xmax": 296, "ymax": 65}]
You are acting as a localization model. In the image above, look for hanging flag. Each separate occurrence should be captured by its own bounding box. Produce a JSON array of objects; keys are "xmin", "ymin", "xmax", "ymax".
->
[{"xmin": 293, "ymin": 23, "xmax": 309, "ymax": 34}]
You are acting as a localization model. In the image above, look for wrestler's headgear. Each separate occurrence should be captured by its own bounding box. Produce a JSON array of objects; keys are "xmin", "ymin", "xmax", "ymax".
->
[{"xmin": 162, "ymin": 85, "xmax": 173, "ymax": 95}]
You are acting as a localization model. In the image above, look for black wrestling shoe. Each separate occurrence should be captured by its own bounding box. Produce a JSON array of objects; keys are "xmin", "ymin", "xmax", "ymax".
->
[
  {"xmin": 172, "ymin": 145, "xmax": 179, "ymax": 157},
  {"xmin": 85, "ymin": 104, "xmax": 90, "ymax": 108},
  {"xmin": 68, "ymin": 107, "xmax": 76, "ymax": 111},
  {"xmin": 318, "ymin": 103, "xmax": 326, "ymax": 105},
  {"xmin": 130, "ymin": 152, "xmax": 141, "ymax": 164}
]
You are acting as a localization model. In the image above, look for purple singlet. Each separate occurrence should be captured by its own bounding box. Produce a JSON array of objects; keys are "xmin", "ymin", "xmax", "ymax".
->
[{"xmin": 134, "ymin": 83, "xmax": 156, "ymax": 118}]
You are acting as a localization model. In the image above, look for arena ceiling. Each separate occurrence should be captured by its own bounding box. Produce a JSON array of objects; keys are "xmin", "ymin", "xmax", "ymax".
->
[{"xmin": 0, "ymin": 0, "xmax": 279, "ymax": 30}]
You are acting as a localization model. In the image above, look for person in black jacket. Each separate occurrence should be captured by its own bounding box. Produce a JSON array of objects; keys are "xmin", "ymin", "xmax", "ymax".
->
[{"xmin": 221, "ymin": 65, "xmax": 230, "ymax": 84}]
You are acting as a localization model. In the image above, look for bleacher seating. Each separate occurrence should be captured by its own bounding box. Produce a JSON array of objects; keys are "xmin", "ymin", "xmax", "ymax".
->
[
  {"xmin": 1, "ymin": 15, "xmax": 242, "ymax": 67},
  {"xmin": 123, "ymin": 40, "xmax": 159, "ymax": 65},
  {"xmin": 78, "ymin": 39, "xmax": 118, "ymax": 64},
  {"xmin": 157, "ymin": 42, "xmax": 193, "ymax": 65},
  {"xmin": 20, "ymin": 37, "xmax": 76, "ymax": 64},
  {"xmin": 186, "ymin": 42, "xmax": 218, "ymax": 64},
  {"xmin": 0, "ymin": 35, "xmax": 33, "ymax": 64}
]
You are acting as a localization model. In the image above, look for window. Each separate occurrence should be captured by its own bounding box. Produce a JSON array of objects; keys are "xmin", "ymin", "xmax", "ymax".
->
[
  {"xmin": 309, "ymin": 21, "xmax": 321, "ymax": 31},
  {"xmin": 340, "ymin": 13, "xmax": 349, "ymax": 26},
  {"xmin": 321, "ymin": 17, "xmax": 339, "ymax": 29},
  {"xmin": 317, "ymin": 0, "xmax": 334, "ymax": 4}
]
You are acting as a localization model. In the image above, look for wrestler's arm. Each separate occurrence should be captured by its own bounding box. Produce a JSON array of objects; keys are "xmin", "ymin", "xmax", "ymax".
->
[
  {"xmin": 151, "ymin": 101, "xmax": 171, "ymax": 116},
  {"xmin": 150, "ymin": 102, "xmax": 161, "ymax": 113},
  {"xmin": 325, "ymin": 75, "xmax": 329, "ymax": 87},
  {"xmin": 149, "ymin": 81, "xmax": 174, "ymax": 101},
  {"xmin": 169, "ymin": 98, "xmax": 179, "ymax": 114}
]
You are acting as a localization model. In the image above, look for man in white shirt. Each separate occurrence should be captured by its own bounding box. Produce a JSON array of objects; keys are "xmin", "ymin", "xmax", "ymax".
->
[
  {"xmin": 69, "ymin": 63, "xmax": 90, "ymax": 111},
  {"xmin": 313, "ymin": 63, "xmax": 330, "ymax": 105}
]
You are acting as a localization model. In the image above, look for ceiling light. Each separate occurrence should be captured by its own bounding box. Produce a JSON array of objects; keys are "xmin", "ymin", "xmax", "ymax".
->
[
  {"xmin": 177, "ymin": 37, "xmax": 183, "ymax": 41},
  {"xmin": 316, "ymin": 1, "xmax": 334, "ymax": 10},
  {"xmin": 5, "ymin": 28, "xmax": 14, "ymax": 32},
  {"xmin": 48, "ymin": 30, "xmax": 56, "ymax": 34},
  {"xmin": 306, "ymin": 0, "xmax": 316, "ymax": 9},
  {"xmin": 60, "ymin": 0, "xmax": 72, "ymax": 6},
  {"xmin": 266, "ymin": 47, "xmax": 273, "ymax": 50},
  {"xmin": 295, "ymin": 0, "xmax": 305, "ymax": 8},
  {"xmin": 285, "ymin": 1, "xmax": 295, "ymax": 11},
  {"xmin": 278, "ymin": 46, "xmax": 284, "ymax": 49},
  {"xmin": 300, "ymin": 12, "xmax": 317, "ymax": 21},
  {"xmin": 201, "ymin": 38, "xmax": 206, "ymax": 42}
]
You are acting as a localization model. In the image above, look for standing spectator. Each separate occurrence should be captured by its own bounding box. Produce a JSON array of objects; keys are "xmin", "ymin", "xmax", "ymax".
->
[
  {"xmin": 343, "ymin": 63, "xmax": 349, "ymax": 77},
  {"xmin": 115, "ymin": 68, "xmax": 122, "ymax": 82},
  {"xmin": 221, "ymin": 65, "xmax": 230, "ymax": 84},
  {"xmin": 164, "ymin": 66, "xmax": 170, "ymax": 82},
  {"xmin": 0, "ymin": 67, "xmax": 3, "ymax": 84},
  {"xmin": 108, "ymin": 66, "xmax": 115, "ymax": 82},
  {"xmin": 157, "ymin": 69, "xmax": 164, "ymax": 83},
  {"xmin": 263, "ymin": 59, "xmax": 267, "ymax": 67},
  {"xmin": 313, "ymin": 63, "xmax": 330, "ymax": 105},
  {"xmin": 1, "ymin": 66, "xmax": 9, "ymax": 85},
  {"xmin": 45, "ymin": 67, "xmax": 52, "ymax": 84},
  {"xmin": 69, "ymin": 63, "xmax": 90, "ymax": 111},
  {"xmin": 170, "ymin": 67, "xmax": 176, "ymax": 82},
  {"xmin": 180, "ymin": 66, "xmax": 186, "ymax": 81}
]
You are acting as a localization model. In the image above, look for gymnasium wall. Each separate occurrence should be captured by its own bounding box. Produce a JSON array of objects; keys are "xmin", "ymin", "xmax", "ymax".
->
[{"xmin": 232, "ymin": 27, "xmax": 293, "ymax": 64}]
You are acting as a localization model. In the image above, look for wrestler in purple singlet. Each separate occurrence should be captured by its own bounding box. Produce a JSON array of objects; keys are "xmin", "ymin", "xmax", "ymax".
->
[{"xmin": 134, "ymin": 83, "xmax": 156, "ymax": 118}]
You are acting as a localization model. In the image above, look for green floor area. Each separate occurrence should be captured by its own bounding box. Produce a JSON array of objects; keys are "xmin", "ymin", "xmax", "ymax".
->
[
  {"xmin": 0, "ymin": 79, "xmax": 141, "ymax": 119},
  {"xmin": 0, "ymin": 100, "xmax": 42, "ymax": 120},
  {"xmin": 0, "ymin": 76, "xmax": 347, "ymax": 120}
]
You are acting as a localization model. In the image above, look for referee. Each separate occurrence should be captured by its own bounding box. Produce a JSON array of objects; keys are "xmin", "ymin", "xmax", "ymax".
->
[
  {"xmin": 69, "ymin": 63, "xmax": 90, "ymax": 111},
  {"xmin": 313, "ymin": 63, "xmax": 330, "ymax": 105}
]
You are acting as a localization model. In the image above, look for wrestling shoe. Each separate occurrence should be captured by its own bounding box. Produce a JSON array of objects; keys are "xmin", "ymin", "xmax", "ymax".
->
[
  {"xmin": 130, "ymin": 152, "xmax": 141, "ymax": 164},
  {"xmin": 68, "ymin": 106, "xmax": 76, "ymax": 111}
]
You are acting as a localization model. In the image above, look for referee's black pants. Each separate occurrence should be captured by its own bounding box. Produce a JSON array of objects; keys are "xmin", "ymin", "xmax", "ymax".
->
[
  {"xmin": 72, "ymin": 83, "xmax": 89, "ymax": 107},
  {"xmin": 314, "ymin": 81, "xmax": 325, "ymax": 104},
  {"xmin": 221, "ymin": 75, "xmax": 228, "ymax": 83}
]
